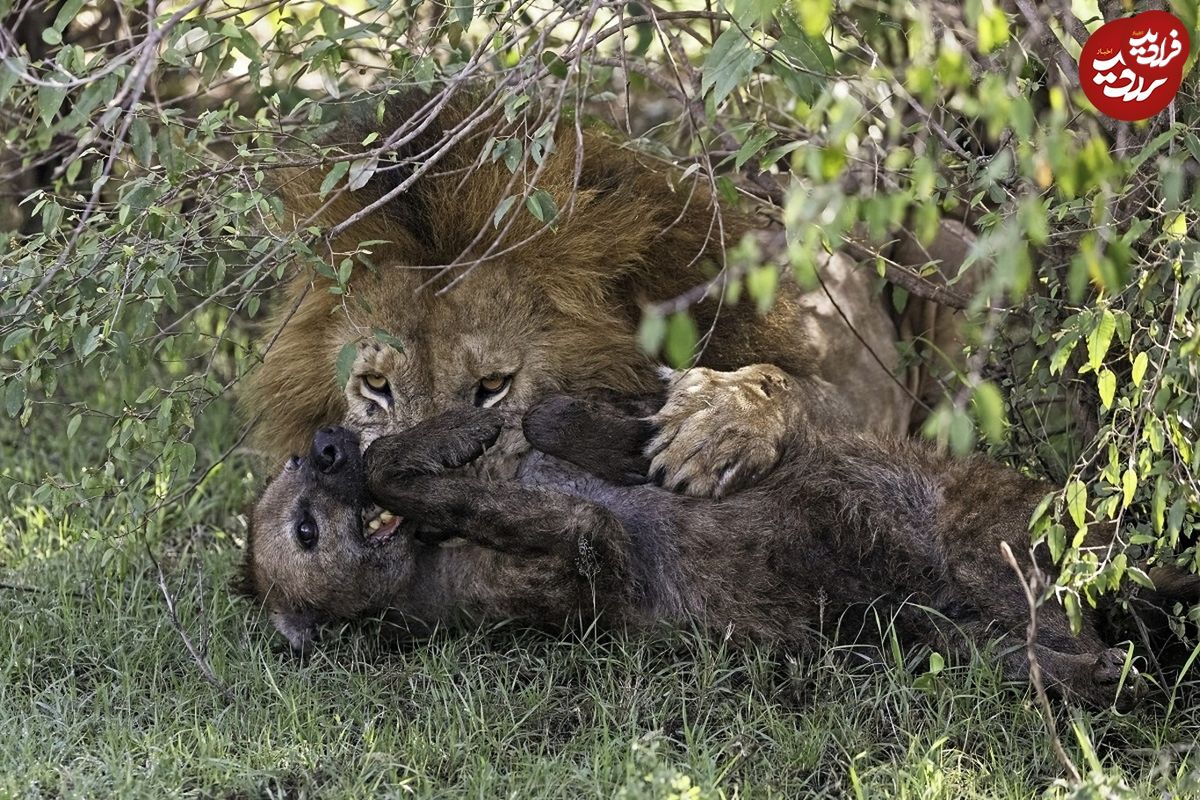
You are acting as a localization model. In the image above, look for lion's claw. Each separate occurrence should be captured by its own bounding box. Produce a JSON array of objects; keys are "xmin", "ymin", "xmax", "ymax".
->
[{"xmin": 646, "ymin": 365, "xmax": 795, "ymax": 498}]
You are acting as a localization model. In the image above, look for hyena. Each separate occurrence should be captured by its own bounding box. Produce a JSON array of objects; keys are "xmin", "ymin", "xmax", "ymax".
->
[{"xmin": 240, "ymin": 389, "xmax": 1192, "ymax": 709}]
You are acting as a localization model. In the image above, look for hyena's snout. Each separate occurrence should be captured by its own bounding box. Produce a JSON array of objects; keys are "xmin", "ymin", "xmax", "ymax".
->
[
  {"xmin": 312, "ymin": 426, "xmax": 358, "ymax": 473},
  {"xmin": 310, "ymin": 426, "xmax": 367, "ymax": 505}
]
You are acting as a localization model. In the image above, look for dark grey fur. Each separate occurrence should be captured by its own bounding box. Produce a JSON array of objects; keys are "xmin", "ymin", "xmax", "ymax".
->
[{"xmin": 242, "ymin": 398, "xmax": 1192, "ymax": 709}]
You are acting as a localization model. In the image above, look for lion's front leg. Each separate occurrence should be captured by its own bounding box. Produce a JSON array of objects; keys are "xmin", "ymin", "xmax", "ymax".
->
[{"xmin": 647, "ymin": 365, "xmax": 850, "ymax": 498}]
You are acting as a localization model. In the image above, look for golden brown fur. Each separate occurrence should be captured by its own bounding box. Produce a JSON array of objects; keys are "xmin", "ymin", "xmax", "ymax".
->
[{"xmin": 244, "ymin": 91, "xmax": 909, "ymax": 492}]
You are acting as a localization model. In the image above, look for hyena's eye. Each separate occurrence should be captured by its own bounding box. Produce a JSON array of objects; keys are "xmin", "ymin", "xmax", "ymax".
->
[
  {"xmin": 474, "ymin": 374, "xmax": 512, "ymax": 408},
  {"xmin": 295, "ymin": 513, "xmax": 318, "ymax": 551},
  {"xmin": 359, "ymin": 373, "xmax": 392, "ymax": 411}
]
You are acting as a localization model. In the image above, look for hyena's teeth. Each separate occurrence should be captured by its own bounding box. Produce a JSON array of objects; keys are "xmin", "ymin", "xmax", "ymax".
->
[
  {"xmin": 368, "ymin": 519, "xmax": 382, "ymax": 531},
  {"xmin": 379, "ymin": 511, "xmax": 395, "ymax": 522}
]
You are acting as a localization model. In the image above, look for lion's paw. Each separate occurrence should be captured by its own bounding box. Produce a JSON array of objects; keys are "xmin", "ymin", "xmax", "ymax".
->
[{"xmin": 646, "ymin": 365, "xmax": 794, "ymax": 498}]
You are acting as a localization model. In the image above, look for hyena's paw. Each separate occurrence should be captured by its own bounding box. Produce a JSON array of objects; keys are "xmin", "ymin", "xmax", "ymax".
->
[
  {"xmin": 646, "ymin": 365, "xmax": 794, "ymax": 498},
  {"xmin": 365, "ymin": 408, "xmax": 503, "ymax": 486},
  {"xmin": 1040, "ymin": 645, "xmax": 1143, "ymax": 711}
]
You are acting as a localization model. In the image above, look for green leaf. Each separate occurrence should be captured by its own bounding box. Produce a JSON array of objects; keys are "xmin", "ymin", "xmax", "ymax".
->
[
  {"xmin": 702, "ymin": 27, "xmax": 764, "ymax": 106},
  {"xmin": 541, "ymin": 50, "xmax": 568, "ymax": 79},
  {"xmin": 525, "ymin": 189, "xmax": 558, "ymax": 224},
  {"xmin": 1030, "ymin": 491, "xmax": 1056, "ymax": 529},
  {"xmin": 335, "ymin": 341, "xmax": 358, "ymax": 390},
  {"xmin": 1131, "ymin": 351, "xmax": 1148, "ymax": 387},
  {"xmin": 1152, "ymin": 475, "xmax": 1167, "ymax": 533},
  {"xmin": 971, "ymin": 381, "xmax": 1006, "ymax": 443},
  {"xmin": 52, "ymin": 0, "xmax": 86, "ymax": 37},
  {"xmin": 173, "ymin": 442, "xmax": 197, "ymax": 480},
  {"xmin": 1063, "ymin": 592, "xmax": 1082, "ymax": 636},
  {"xmin": 4, "ymin": 379, "xmax": 25, "ymax": 418},
  {"xmin": 77, "ymin": 326, "xmax": 101, "ymax": 357},
  {"xmin": 371, "ymin": 328, "xmax": 405, "ymax": 351},
  {"xmin": 66, "ymin": 414, "xmax": 82, "ymax": 440},
  {"xmin": 716, "ymin": 176, "xmax": 739, "ymax": 206},
  {"xmin": 1126, "ymin": 566, "xmax": 1155, "ymax": 589},
  {"xmin": 37, "ymin": 80, "xmax": 68, "ymax": 126},
  {"xmin": 319, "ymin": 160, "xmax": 350, "ymax": 198},
  {"xmin": 735, "ymin": 129, "xmax": 775, "ymax": 170},
  {"xmin": 1049, "ymin": 333, "xmax": 1079, "ymax": 375},
  {"xmin": 976, "ymin": 3, "xmax": 1009, "ymax": 53},
  {"xmin": 493, "ymin": 195, "xmax": 518, "ymax": 227},
  {"xmin": 1129, "ymin": 126, "xmax": 1178, "ymax": 170},
  {"xmin": 1097, "ymin": 368, "xmax": 1116, "ymax": 410},
  {"xmin": 1168, "ymin": 498, "xmax": 1186, "ymax": 537},
  {"xmin": 759, "ymin": 141, "xmax": 805, "ymax": 170},
  {"xmin": 1086, "ymin": 309, "xmax": 1116, "ymax": 371},
  {"xmin": 745, "ymin": 264, "xmax": 778, "ymax": 314},
  {"xmin": 452, "ymin": 0, "xmax": 473, "ymax": 26},
  {"xmin": 2, "ymin": 328, "xmax": 31, "ymax": 353},
  {"xmin": 794, "ymin": 0, "xmax": 833, "ymax": 36},
  {"xmin": 0, "ymin": 57, "xmax": 24, "ymax": 101},
  {"xmin": 319, "ymin": 4, "xmax": 341, "ymax": 36},
  {"xmin": 664, "ymin": 312, "xmax": 698, "ymax": 368},
  {"xmin": 1046, "ymin": 523, "xmax": 1065, "ymax": 562},
  {"xmin": 1066, "ymin": 479, "xmax": 1087, "ymax": 529},
  {"xmin": 502, "ymin": 140, "xmax": 522, "ymax": 173},
  {"xmin": 131, "ymin": 117, "xmax": 153, "ymax": 165},
  {"xmin": 638, "ymin": 312, "xmax": 666, "ymax": 356},
  {"xmin": 777, "ymin": 12, "xmax": 833, "ymax": 69},
  {"xmin": 1186, "ymin": 131, "xmax": 1200, "ymax": 165},
  {"xmin": 347, "ymin": 156, "xmax": 378, "ymax": 191},
  {"xmin": 1121, "ymin": 468, "xmax": 1138, "ymax": 509},
  {"xmin": 947, "ymin": 409, "xmax": 975, "ymax": 455}
]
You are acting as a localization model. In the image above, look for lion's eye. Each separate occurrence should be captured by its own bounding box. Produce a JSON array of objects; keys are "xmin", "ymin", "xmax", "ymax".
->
[
  {"xmin": 474, "ymin": 374, "xmax": 512, "ymax": 408},
  {"xmin": 295, "ymin": 513, "xmax": 318, "ymax": 551},
  {"xmin": 359, "ymin": 373, "xmax": 392, "ymax": 411}
]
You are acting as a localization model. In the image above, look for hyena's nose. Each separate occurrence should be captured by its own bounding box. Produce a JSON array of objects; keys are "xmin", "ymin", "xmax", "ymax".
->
[{"xmin": 312, "ymin": 426, "xmax": 356, "ymax": 474}]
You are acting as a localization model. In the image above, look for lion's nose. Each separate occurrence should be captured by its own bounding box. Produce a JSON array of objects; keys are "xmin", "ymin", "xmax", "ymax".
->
[{"xmin": 312, "ymin": 426, "xmax": 356, "ymax": 474}]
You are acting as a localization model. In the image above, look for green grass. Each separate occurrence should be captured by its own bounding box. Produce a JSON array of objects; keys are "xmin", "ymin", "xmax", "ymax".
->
[{"xmin": 4, "ymin": 386, "xmax": 1200, "ymax": 799}]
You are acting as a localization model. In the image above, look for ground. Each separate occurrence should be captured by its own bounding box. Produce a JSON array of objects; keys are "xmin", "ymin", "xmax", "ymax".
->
[{"xmin": 3, "ymin": 376, "xmax": 1200, "ymax": 799}]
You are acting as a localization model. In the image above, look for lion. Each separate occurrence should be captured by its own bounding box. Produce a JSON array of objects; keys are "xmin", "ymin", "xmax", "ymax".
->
[{"xmin": 243, "ymin": 90, "xmax": 914, "ymax": 497}]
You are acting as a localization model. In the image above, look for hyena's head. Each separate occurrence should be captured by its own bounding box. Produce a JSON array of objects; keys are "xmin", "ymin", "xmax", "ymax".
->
[{"xmin": 238, "ymin": 426, "xmax": 411, "ymax": 655}]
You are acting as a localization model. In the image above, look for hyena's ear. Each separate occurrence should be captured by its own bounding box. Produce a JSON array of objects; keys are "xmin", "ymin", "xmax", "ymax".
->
[{"xmin": 270, "ymin": 608, "xmax": 319, "ymax": 659}]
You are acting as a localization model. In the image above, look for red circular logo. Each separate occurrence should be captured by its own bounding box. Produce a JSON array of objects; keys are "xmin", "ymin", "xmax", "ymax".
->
[{"xmin": 1078, "ymin": 10, "xmax": 1190, "ymax": 122}]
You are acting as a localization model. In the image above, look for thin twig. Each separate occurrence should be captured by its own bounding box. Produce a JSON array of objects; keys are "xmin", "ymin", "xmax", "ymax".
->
[
  {"xmin": 1000, "ymin": 541, "xmax": 1082, "ymax": 784},
  {"xmin": 149, "ymin": 545, "xmax": 233, "ymax": 703}
]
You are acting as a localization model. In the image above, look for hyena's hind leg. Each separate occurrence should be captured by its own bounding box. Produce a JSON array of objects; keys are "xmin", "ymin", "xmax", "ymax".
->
[
  {"xmin": 523, "ymin": 395, "xmax": 655, "ymax": 486},
  {"xmin": 888, "ymin": 601, "xmax": 1139, "ymax": 710}
]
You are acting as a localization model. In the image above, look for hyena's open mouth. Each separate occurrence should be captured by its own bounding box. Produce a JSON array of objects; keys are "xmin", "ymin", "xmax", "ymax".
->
[{"xmin": 362, "ymin": 505, "xmax": 402, "ymax": 546}]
